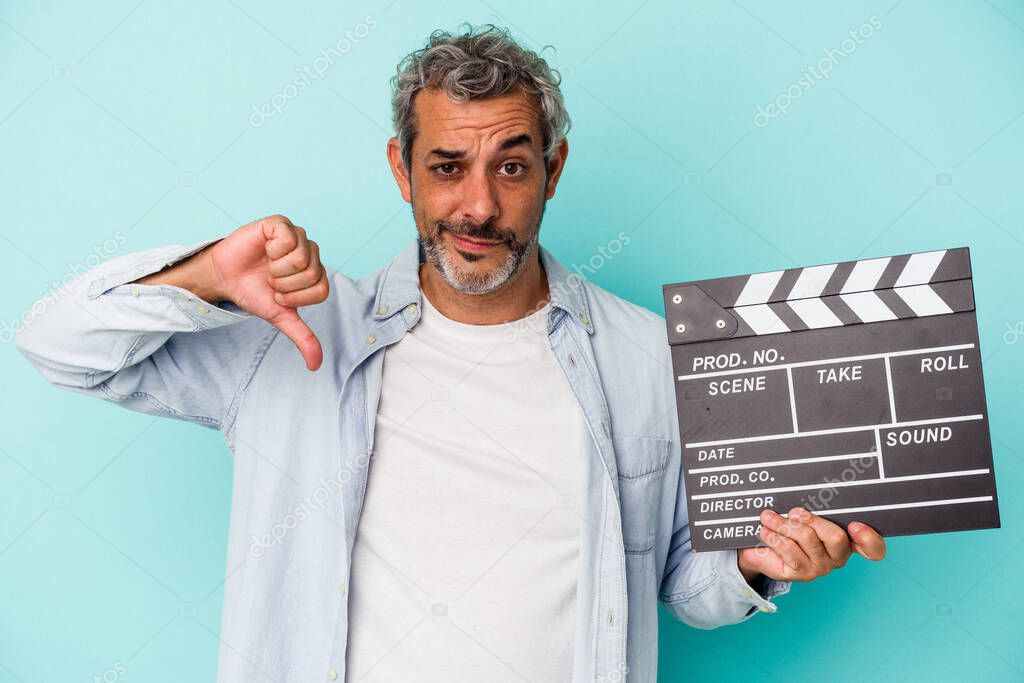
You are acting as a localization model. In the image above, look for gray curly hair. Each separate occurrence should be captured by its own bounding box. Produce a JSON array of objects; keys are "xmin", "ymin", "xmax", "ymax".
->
[{"xmin": 390, "ymin": 23, "xmax": 571, "ymax": 174}]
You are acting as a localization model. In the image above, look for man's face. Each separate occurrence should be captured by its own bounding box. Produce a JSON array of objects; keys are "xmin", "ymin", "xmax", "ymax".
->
[{"xmin": 392, "ymin": 87, "xmax": 558, "ymax": 295}]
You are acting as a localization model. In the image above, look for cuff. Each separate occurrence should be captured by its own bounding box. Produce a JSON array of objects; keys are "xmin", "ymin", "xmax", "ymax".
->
[
  {"xmin": 720, "ymin": 548, "xmax": 791, "ymax": 617},
  {"xmin": 86, "ymin": 237, "xmax": 253, "ymax": 328}
]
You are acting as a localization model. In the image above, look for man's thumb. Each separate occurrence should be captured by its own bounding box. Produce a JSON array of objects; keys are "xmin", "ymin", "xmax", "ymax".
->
[{"xmin": 268, "ymin": 308, "xmax": 323, "ymax": 371}]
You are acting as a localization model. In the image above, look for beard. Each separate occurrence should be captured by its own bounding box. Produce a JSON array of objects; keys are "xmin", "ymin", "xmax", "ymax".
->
[{"xmin": 419, "ymin": 201, "xmax": 545, "ymax": 295}]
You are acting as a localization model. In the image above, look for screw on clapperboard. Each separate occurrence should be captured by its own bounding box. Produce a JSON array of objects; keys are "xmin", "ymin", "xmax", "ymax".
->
[
  {"xmin": 672, "ymin": 294, "xmax": 685, "ymax": 336},
  {"xmin": 670, "ymin": 293, "xmax": 727, "ymax": 335}
]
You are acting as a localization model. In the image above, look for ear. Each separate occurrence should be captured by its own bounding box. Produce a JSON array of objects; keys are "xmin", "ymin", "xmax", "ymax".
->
[
  {"xmin": 386, "ymin": 137, "xmax": 412, "ymax": 203},
  {"xmin": 544, "ymin": 137, "xmax": 569, "ymax": 200}
]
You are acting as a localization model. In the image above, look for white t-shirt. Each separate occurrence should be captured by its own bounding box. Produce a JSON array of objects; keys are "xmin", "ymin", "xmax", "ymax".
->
[{"xmin": 345, "ymin": 290, "xmax": 584, "ymax": 682}]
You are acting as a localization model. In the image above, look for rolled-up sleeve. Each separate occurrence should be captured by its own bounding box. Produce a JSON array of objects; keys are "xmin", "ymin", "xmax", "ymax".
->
[
  {"xmin": 658, "ymin": 424, "xmax": 791, "ymax": 628},
  {"xmin": 660, "ymin": 542, "xmax": 792, "ymax": 629},
  {"xmin": 14, "ymin": 237, "xmax": 274, "ymax": 440}
]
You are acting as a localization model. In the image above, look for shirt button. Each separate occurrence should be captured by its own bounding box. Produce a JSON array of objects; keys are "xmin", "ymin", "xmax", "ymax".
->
[
  {"xmin": 376, "ymin": 305, "xmax": 388, "ymax": 315},
  {"xmin": 196, "ymin": 305, "xmax": 210, "ymax": 315},
  {"xmin": 744, "ymin": 588, "xmax": 754, "ymax": 598},
  {"xmin": 759, "ymin": 606, "xmax": 771, "ymax": 612},
  {"xmin": 405, "ymin": 303, "xmax": 417, "ymax": 315},
  {"xmin": 131, "ymin": 286, "xmax": 140, "ymax": 297},
  {"xmin": 579, "ymin": 314, "xmax": 590, "ymax": 326},
  {"xmin": 366, "ymin": 334, "xmax": 376, "ymax": 345},
  {"xmin": 328, "ymin": 667, "xmax": 338, "ymax": 680},
  {"xmin": 339, "ymin": 583, "xmax": 346, "ymax": 596}
]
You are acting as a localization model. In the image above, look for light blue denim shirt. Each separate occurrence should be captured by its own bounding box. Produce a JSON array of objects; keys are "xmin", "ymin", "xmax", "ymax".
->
[{"xmin": 15, "ymin": 234, "xmax": 789, "ymax": 682}]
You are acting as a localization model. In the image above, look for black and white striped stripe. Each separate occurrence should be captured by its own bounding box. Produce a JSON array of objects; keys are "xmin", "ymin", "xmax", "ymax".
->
[{"xmin": 664, "ymin": 248, "xmax": 974, "ymax": 340}]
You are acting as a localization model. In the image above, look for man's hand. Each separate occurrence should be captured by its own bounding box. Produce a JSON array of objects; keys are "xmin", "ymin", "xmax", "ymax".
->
[
  {"xmin": 737, "ymin": 507, "xmax": 887, "ymax": 585},
  {"xmin": 136, "ymin": 214, "xmax": 329, "ymax": 371}
]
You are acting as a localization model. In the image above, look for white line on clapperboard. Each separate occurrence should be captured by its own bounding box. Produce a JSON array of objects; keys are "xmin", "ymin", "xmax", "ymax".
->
[
  {"xmin": 676, "ymin": 343, "xmax": 974, "ymax": 381},
  {"xmin": 693, "ymin": 496, "xmax": 995, "ymax": 527},
  {"xmin": 685, "ymin": 413, "xmax": 984, "ymax": 449},
  {"xmin": 785, "ymin": 367, "xmax": 799, "ymax": 433},
  {"xmin": 690, "ymin": 451, "xmax": 878, "ymax": 474},
  {"xmin": 691, "ymin": 468, "xmax": 990, "ymax": 500}
]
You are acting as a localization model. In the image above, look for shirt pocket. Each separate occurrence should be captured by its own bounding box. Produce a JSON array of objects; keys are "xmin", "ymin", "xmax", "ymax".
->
[{"xmin": 612, "ymin": 434, "xmax": 671, "ymax": 554}]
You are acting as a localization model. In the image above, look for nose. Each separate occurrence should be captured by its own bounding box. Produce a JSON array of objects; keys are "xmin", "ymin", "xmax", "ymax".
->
[{"xmin": 459, "ymin": 166, "xmax": 499, "ymax": 227}]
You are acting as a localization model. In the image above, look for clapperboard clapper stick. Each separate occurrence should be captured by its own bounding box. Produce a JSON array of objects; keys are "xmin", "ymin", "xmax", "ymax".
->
[{"xmin": 662, "ymin": 248, "xmax": 1000, "ymax": 552}]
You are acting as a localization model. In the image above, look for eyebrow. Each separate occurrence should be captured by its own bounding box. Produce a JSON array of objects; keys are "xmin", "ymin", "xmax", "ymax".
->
[{"xmin": 428, "ymin": 133, "xmax": 533, "ymax": 160}]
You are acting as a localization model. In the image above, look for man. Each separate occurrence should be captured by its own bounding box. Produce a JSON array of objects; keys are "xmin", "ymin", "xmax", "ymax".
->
[{"xmin": 16, "ymin": 24, "xmax": 886, "ymax": 683}]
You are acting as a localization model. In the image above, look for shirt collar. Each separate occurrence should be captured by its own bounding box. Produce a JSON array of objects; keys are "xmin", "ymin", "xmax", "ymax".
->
[{"xmin": 372, "ymin": 235, "xmax": 595, "ymax": 335}]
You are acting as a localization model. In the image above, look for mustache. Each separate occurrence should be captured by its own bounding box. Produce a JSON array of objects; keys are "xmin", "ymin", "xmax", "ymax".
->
[{"xmin": 436, "ymin": 219, "xmax": 514, "ymax": 245}]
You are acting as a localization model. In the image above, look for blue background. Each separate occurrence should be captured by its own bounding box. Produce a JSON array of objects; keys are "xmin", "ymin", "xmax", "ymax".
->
[{"xmin": 2, "ymin": 1, "xmax": 1022, "ymax": 681}]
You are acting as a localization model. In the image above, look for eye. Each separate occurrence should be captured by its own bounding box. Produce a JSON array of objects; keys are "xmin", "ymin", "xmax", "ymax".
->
[
  {"xmin": 434, "ymin": 163, "xmax": 459, "ymax": 176},
  {"xmin": 499, "ymin": 162, "xmax": 526, "ymax": 176}
]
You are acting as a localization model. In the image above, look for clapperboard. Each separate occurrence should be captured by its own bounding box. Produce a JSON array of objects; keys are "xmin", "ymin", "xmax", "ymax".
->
[{"xmin": 662, "ymin": 248, "xmax": 1000, "ymax": 551}]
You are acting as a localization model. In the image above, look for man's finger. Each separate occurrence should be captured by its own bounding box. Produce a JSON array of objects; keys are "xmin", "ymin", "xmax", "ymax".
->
[
  {"xmin": 800, "ymin": 509, "xmax": 852, "ymax": 567},
  {"xmin": 270, "ymin": 262, "xmax": 324, "ymax": 293},
  {"xmin": 274, "ymin": 267, "xmax": 330, "ymax": 308},
  {"xmin": 759, "ymin": 511, "xmax": 815, "ymax": 576},
  {"xmin": 269, "ymin": 244, "xmax": 322, "ymax": 292},
  {"xmin": 267, "ymin": 308, "xmax": 323, "ymax": 371},
  {"xmin": 782, "ymin": 508, "xmax": 834, "ymax": 569},
  {"xmin": 848, "ymin": 521, "xmax": 887, "ymax": 560},
  {"xmin": 268, "ymin": 226, "xmax": 310, "ymax": 278},
  {"xmin": 758, "ymin": 525, "xmax": 811, "ymax": 579},
  {"xmin": 261, "ymin": 216, "xmax": 297, "ymax": 260}
]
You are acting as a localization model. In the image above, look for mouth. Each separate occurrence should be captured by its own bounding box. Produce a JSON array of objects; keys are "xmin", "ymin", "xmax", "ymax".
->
[{"xmin": 447, "ymin": 231, "xmax": 504, "ymax": 253}]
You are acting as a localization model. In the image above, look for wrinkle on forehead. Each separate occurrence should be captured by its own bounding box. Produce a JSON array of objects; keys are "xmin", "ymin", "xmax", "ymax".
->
[{"xmin": 416, "ymin": 89, "xmax": 543, "ymax": 155}]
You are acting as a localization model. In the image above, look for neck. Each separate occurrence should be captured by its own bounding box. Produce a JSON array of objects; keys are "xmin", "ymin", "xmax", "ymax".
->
[{"xmin": 419, "ymin": 252, "xmax": 550, "ymax": 325}]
